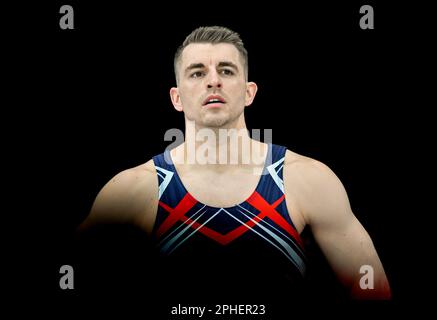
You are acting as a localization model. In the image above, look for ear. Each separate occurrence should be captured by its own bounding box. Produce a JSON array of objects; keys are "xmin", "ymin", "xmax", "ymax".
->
[
  {"xmin": 245, "ymin": 82, "xmax": 258, "ymax": 107},
  {"xmin": 170, "ymin": 87, "xmax": 183, "ymax": 112}
]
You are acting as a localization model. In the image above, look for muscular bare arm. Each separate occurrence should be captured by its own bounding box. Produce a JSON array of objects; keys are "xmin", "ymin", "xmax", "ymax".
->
[
  {"xmin": 78, "ymin": 160, "xmax": 158, "ymax": 236},
  {"xmin": 284, "ymin": 151, "xmax": 391, "ymax": 299}
]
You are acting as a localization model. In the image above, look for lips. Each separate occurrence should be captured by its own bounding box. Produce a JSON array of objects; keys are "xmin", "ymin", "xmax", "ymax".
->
[{"xmin": 203, "ymin": 95, "xmax": 226, "ymax": 106}]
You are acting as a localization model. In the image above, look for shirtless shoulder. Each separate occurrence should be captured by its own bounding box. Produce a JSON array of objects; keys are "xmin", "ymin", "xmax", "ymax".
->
[
  {"xmin": 283, "ymin": 149, "xmax": 339, "ymax": 233},
  {"xmin": 81, "ymin": 159, "xmax": 159, "ymax": 235}
]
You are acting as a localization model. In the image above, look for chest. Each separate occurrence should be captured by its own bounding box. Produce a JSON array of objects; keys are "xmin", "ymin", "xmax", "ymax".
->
[{"xmin": 177, "ymin": 168, "xmax": 261, "ymax": 208}]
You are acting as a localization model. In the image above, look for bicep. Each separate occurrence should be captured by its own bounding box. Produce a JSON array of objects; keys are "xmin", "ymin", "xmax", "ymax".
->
[
  {"xmin": 302, "ymin": 161, "xmax": 391, "ymax": 298},
  {"xmin": 311, "ymin": 212, "xmax": 380, "ymax": 284},
  {"xmin": 312, "ymin": 212, "xmax": 391, "ymax": 298}
]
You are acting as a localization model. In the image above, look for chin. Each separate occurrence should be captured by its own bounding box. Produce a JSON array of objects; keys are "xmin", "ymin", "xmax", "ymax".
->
[{"xmin": 201, "ymin": 115, "xmax": 230, "ymax": 128}]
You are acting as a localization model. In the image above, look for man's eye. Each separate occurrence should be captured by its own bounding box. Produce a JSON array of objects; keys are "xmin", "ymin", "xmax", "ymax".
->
[
  {"xmin": 220, "ymin": 69, "xmax": 234, "ymax": 76},
  {"xmin": 191, "ymin": 71, "xmax": 204, "ymax": 78}
]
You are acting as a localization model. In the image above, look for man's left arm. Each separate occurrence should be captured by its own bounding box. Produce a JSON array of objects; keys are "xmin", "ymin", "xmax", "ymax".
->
[{"xmin": 287, "ymin": 156, "xmax": 391, "ymax": 299}]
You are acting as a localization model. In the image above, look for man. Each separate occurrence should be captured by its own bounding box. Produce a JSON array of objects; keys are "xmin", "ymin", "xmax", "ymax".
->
[{"xmin": 80, "ymin": 26, "xmax": 391, "ymax": 300}]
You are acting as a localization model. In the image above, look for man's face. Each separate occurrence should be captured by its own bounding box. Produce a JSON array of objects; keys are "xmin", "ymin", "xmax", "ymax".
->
[{"xmin": 170, "ymin": 43, "xmax": 257, "ymax": 128}]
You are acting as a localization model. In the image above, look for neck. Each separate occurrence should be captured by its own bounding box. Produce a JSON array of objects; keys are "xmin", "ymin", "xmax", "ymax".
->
[{"xmin": 171, "ymin": 117, "xmax": 267, "ymax": 172}]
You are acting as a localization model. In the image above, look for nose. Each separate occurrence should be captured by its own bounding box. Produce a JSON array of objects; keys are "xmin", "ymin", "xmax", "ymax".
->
[{"xmin": 207, "ymin": 70, "xmax": 222, "ymax": 89}]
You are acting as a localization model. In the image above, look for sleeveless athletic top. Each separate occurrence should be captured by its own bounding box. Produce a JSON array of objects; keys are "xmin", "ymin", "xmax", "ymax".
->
[{"xmin": 151, "ymin": 143, "xmax": 307, "ymax": 300}]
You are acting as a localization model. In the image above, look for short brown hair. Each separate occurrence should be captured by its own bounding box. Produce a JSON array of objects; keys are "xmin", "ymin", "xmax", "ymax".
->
[{"xmin": 174, "ymin": 26, "xmax": 248, "ymax": 83}]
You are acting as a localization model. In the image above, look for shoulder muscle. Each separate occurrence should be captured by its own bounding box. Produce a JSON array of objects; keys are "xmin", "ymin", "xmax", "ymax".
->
[
  {"xmin": 80, "ymin": 159, "xmax": 159, "ymax": 234},
  {"xmin": 283, "ymin": 150, "xmax": 352, "ymax": 227}
]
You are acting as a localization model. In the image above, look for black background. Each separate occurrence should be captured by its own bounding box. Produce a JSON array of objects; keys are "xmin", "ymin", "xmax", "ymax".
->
[{"xmin": 7, "ymin": 0, "xmax": 433, "ymax": 318}]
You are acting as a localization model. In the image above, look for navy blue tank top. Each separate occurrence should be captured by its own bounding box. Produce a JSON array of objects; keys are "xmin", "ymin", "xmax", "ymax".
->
[{"xmin": 151, "ymin": 143, "xmax": 307, "ymax": 300}]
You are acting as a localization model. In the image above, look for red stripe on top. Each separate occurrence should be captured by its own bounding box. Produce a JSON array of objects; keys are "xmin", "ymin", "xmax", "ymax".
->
[
  {"xmin": 157, "ymin": 191, "xmax": 303, "ymax": 249},
  {"xmin": 246, "ymin": 191, "xmax": 304, "ymax": 248},
  {"xmin": 156, "ymin": 192, "xmax": 197, "ymax": 238}
]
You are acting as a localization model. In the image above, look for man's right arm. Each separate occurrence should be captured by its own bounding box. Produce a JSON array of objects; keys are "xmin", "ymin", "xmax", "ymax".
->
[{"xmin": 78, "ymin": 159, "xmax": 159, "ymax": 236}]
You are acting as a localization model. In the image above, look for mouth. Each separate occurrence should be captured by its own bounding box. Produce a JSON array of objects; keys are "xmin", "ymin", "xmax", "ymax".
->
[{"xmin": 203, "ymin": 95, "xmax": 226, "ymax": 108}]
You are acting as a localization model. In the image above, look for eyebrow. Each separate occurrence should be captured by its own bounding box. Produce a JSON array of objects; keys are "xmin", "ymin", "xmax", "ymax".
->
[
  {"xmin": 185, "ymin": 63, "xmax": 205, "ymax": 74},
  {"xmin": 184, "ymin": 61, "xmax": 239, "ymax": 75},
  {"xmin": 217, "ymin": 61, "xmax": 239, "ymax": 72}
]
